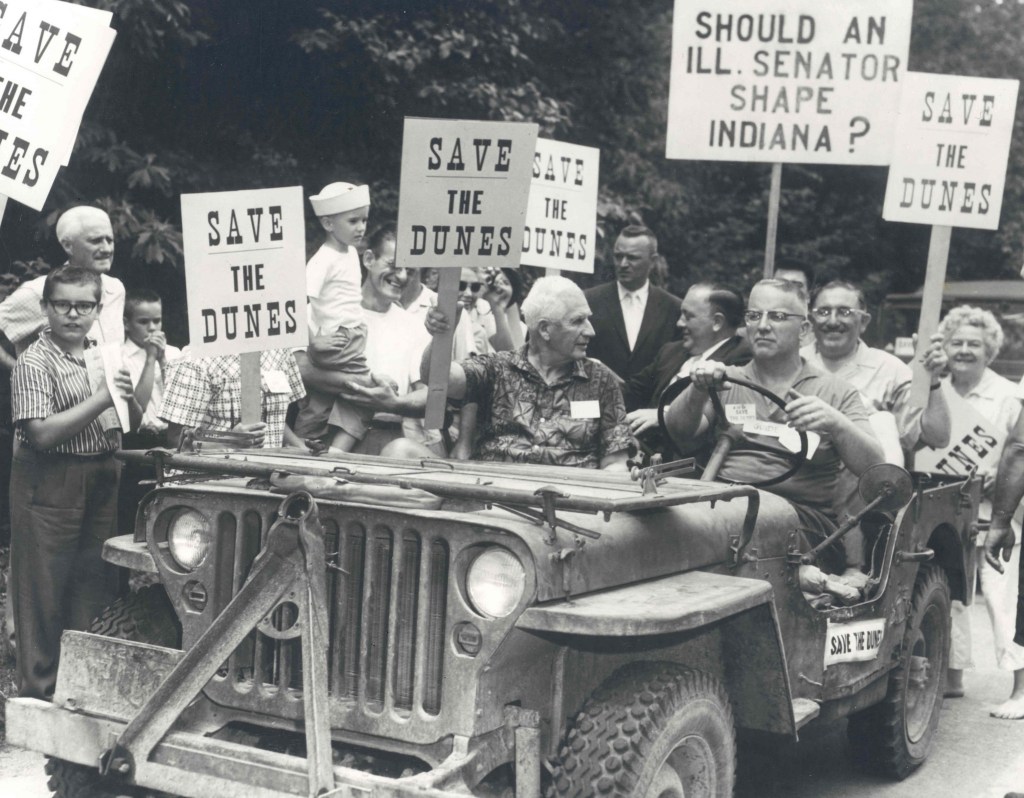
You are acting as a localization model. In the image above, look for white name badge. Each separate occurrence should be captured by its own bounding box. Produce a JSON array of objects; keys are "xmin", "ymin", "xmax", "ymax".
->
[
  {"xmin": 725, "ymin": 403, "xmax": 756, "ymax": 423},
  {"xmin": 743, "ymin": 421, "xmax": 821, "ymax": 458},
  {"xmin": 264, "ymin": 369, "xmax": 291, "ymax": 394},
  {"xmin": 824, "ymin": 618, "xmax": 886, "ymax": 667},
  {"xmin": 571, "ymin": 400, "xmax": 600, "ymax": 419}
]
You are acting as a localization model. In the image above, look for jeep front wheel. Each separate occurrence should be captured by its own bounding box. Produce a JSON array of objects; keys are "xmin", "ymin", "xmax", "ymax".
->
[
  {"xmin": 847, "ymin": 564, "xmax": 950, "ymax": 779},
  {"xmin": 549, "ymin": 662, "xmax": 736, "ymax": 798}
]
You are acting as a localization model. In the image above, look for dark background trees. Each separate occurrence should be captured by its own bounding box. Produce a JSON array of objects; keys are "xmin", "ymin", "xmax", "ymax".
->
[{"xmin": 2, "ymin": 0, "xmax": 1022, "ymax": 345}]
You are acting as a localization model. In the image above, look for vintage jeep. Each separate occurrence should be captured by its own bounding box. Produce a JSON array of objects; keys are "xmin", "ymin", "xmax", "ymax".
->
[{"xmin": 6, "ymin": 401, "xmax": 977, "ymax": 798}]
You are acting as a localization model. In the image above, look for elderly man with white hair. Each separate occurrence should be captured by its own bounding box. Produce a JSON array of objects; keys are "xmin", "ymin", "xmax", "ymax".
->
[
  {"xmin": 0, "ymin": 206, "xmax": 125, "ymax": 371},
  {"xmin": 393, "ymin": 275, "xmax": 632, "ymax": 469}
]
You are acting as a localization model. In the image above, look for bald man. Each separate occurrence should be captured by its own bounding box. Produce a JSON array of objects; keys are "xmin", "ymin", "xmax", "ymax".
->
[{"xmin": 0, "ymin": 206, "xmax": 125, "ymax": 371}]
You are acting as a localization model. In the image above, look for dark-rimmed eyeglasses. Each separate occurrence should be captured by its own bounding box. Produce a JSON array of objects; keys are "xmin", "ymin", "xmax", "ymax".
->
[
  {"xmin": 811, "ymin": 306, "xmax": 863, "ymax": 320},
  {"xmin": 743, "ymin": 310, "xmax": 805, "ymax": 324},
  {"xmin": 47, "ymin": 299, "xmax": 98, "ymax": 316},
  {"xmin": 459, "ymin": 281, "xmax": 483, "ymax": 293}
]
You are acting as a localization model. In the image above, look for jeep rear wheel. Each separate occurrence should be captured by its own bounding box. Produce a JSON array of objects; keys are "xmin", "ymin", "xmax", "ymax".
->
[
  {"xmin": 549, "ymin": 662, "xmax": 735, "ymax": 798},
  {"xmin": 847, "ymin": 564, "xmax": 950, "ymax": 779}
]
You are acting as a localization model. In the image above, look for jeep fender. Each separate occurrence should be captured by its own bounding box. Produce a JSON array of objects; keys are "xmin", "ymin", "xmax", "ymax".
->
[{"xmin": 516, "ymin": 571, "xmax": 797, "ymax": 737}]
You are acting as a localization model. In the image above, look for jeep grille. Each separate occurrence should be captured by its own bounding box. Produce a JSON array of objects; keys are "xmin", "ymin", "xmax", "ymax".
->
[{"xmin": 202, "ymin": 510, "xmax": 449, "ymax": 719}]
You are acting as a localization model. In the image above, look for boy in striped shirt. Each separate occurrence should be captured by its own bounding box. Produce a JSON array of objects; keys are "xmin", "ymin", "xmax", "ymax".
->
[{"xmin": 9, "ymin": 265, "xmax": 138, "ymax": 700}]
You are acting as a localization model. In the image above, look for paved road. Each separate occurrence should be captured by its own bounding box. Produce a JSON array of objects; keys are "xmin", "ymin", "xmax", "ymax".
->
[{"xmin": 1, "ymin": 600, "xmax": 1022, "ymax": 798}]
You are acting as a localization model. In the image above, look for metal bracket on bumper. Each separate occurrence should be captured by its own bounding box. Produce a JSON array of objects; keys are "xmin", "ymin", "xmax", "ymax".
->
[{"xmin": 97, "ymin": 491, "xmax": 335, "ymax": 797}]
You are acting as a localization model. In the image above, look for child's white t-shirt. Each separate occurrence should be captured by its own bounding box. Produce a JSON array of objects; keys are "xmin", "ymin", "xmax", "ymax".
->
[{"xmin": 306, "ymin": 243, "xmax": 364, "ymax": 335}]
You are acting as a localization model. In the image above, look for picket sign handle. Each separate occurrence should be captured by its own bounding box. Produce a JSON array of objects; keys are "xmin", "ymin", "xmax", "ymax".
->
[
  {"xmin": 425, "ymin": 268, "xmax": 460, "ymax": 429},
  {"xmin": 240, "ymin": 351, "xmax": 261, "ymax": 425},
  {"xmin": 763, "ymin": 163, "xmax": 782, "ymax": 278},
  {"xmin": 909, "ymin": 225, "xmax": 952, "ymax": 408}
]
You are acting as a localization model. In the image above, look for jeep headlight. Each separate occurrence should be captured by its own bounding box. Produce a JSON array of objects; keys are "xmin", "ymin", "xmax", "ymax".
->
[
  {"xmin": 167, "ymin": 509, "xmax": 210, "ymax": 571},
  {"xmin": 466, "ymin": 548, "xmax": 525, "ymax": 618}
]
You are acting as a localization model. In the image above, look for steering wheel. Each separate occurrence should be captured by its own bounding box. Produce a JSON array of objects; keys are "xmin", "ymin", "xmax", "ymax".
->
[{"xmin": 656, "ymin": 374, "xmax": 809, "ymax": 488}]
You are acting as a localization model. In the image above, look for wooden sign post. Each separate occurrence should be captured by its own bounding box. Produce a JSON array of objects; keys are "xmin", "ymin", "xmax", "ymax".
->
[
  {"xmin": 396, "ymin": 118, "xmax": 538, "ymax": 429},
  {"xmin": 882, "ymin": 72, "xmax": 1020, "ymax": 406},
  {"xmin": 180, "ymin": 187, "xmax": 308, "ymax": 425}
]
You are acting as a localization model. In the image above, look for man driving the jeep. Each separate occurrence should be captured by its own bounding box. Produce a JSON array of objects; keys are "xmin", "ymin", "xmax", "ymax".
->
[{"xmin": 665, "ymin": 278, "xmax": 885, "ymax": 571}]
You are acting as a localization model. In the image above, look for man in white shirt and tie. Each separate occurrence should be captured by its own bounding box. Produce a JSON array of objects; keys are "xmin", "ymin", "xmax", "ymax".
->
[
  {"xmin": 584, "ymin": 225, "xmax": 681, "ymax": 383},
  {"xmin": 624, "ymin": 283, "xmax": 751, "ymax": 452}
]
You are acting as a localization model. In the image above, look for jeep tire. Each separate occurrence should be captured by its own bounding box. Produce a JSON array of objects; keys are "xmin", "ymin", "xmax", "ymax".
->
[
  {"xmin": 45, "ymin": 587, "xmax": 181, "ymax": 798},
  {"xmin": 847, "ymin": 564, "xmax": 950, "ymax": 779},
  {"xmin": 549, "ymin": 662, "xmax": 736, "ymax": 797}
]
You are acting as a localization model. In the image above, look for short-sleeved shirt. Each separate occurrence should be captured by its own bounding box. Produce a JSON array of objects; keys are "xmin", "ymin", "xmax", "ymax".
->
[
  {"xmin": 120, "ymin": 339, "xmax": 183, "ymax": 433},
  {"xmin": 0, "ymin": 272, "xmax": 125, "ymax": 354},
  {"xmin": 12, "ymin": 330, "xmax": 119, "ymax": 454},
  {"xmin": 306, "ymin": 243, "xmax": 363, "ymax": 335},
  {"xmin": 709, "ymin": 360, "xmax": 870, "ymax": 517},
  {"xmin": 160, "ymin": 349, "xmax": 305, "ymax": 448},
  {"xmin": 462, "ymin": 346, "xmax": 632, "ymax": 468},
  {"xmin": 802, "ymin": 340, "xmax": 921, "ymax": 450}
]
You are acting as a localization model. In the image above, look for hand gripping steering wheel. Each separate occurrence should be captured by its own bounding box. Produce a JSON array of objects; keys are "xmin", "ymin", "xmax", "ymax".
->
[{"xmin": 656, "ymin": 374, "xmax": 809, "ymax": 488}]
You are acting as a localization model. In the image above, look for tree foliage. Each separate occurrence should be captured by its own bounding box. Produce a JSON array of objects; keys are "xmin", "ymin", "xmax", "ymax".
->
[{"xmin": 2, "ymin": 0, "xmax": 1023, "ymax": 342}]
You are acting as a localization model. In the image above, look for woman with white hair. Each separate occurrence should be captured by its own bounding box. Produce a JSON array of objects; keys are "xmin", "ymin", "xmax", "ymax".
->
[{"xmin": 938, "ymin": 305, "xmax": 1024, "ymax": 715}]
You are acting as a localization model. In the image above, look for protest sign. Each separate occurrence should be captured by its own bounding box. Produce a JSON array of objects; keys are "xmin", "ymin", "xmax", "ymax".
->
[
  {"xmin": 0, "ymin": 0, "xmax": 115, "ymax": 209},
  {"xmin": 882, "ymin": 73, "xmax": 1019, "ymax": 231},
  {"xmin": 666, "ymin": 0, "xmax": 913, "ymax": 165},
  {"xmin": 180, "ymin": 187, "xmax": 307, "ymax": 359},
  {"xmin": 396, "ymin": 118, "xmax": 538, "ymax": 270},
  {"xmin": 522, "ymin": 139, "xmax": 599, "ymax": 274},
  {"xmin": 397, "ymin": 118, "xmax": 537, "ymax": 427},
  {"xmin": 915, "ymin": 383, "xmax": 1007, "ymax": 476}
]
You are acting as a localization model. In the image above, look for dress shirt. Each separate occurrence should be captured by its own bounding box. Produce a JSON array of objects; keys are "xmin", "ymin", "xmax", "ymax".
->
[
  {"xmin": 674, "ymin": 338, "xmax": 731, "ymax": 382},
  {"xmin": 617, "ymin": 281, "xmax": 649, "ymax": 351},
  {"xmin": 121, "ymin": 339, "xmax": 182, "ymax": 433}
]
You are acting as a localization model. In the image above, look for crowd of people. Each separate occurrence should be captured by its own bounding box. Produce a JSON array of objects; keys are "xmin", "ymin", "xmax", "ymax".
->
[{"xmin": 1, "ymin": 188, "xmax": 1023, "ymax": 724}]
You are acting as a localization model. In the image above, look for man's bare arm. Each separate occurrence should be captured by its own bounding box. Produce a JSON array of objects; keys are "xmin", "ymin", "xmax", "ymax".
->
[{"xmin": 986, "ymin": 405, "xmax": 1024, "ymax": 571}]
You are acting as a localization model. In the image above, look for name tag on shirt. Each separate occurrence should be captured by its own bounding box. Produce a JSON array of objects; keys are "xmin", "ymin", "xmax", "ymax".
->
[
  {"xmin": 264, "ymin": 369, "xmax": 291, "ymax": 394},
  {"xmin": 725, "ymin": 403, "xmax": 756, "ymax": 423},
  {"xmin": 743, "ymin": 420, "xmax": 821, "ymax": 458},
  {"xmin": 570, "ymin": 400, "xmax": 600, "ymax": 419}
]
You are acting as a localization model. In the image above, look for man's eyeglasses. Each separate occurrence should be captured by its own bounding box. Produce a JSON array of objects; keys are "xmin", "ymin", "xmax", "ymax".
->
[
  {"xmin": 459, "ymin": 281, "xmax": 483, "ymax": 293},
  {"xmin": 743, "ymin": 309, "xmax": 805, "ymax": 324},
  {"xmin": 47, "ymin": 299, "xmax": 98, "ymax": 316},
  {"xmin": 811, "ymin": 306, "xmax": 863, "ymax": 320}
]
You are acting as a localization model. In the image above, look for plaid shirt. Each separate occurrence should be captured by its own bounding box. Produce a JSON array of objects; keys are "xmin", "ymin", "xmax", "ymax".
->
[
  {"xmin": 161, "ymin": 349, "xmax": 306, "ymax": 448},
  {"xmin": 462, "ymin": 346, "xmax": 632, "ymax": 468},
  {"xmin": 12, "ymin": 330, "xmax": 119, "ymax": 454},
  {"xmin": 0, "ymin": 272, "xmax": 125, "ymax": 353}
]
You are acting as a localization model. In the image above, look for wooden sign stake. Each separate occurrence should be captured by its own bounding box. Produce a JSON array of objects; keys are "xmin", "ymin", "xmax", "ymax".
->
[
  {"xmin": 763, "ymin": 163, "xmax": 782, "ymax": 278},
  {"xmin": 425, "ymin": 268, "xmax": 460, "ymax": 429},
  {"xmin": 239, "ymin": 351, "xmax": 262, "ymax": 425},
  {"xmin": 909, "ymin": 225, "xmax": 951, "ymax": 407}
]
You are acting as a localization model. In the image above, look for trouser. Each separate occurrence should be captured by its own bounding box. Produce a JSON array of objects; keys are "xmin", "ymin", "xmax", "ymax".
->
[
  {"xmin": 10, "ymin": 448, "xmax": 120, "ymax": 700},
  {"xmin": 951, "ymin": 543, "xmax": 1024, "ymax": 671}
]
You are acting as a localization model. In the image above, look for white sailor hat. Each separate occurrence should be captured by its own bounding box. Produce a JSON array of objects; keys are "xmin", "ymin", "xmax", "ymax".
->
[{"xmin": 309, "ymin": 182, "xmax": 370, "ymax": 216}]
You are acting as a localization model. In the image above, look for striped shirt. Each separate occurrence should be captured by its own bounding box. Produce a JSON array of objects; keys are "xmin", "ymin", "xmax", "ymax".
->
[
  {"xmin": 12, "ymin": 330, "xmax": 119, "ymax": 454},
  {"xmin": 160, "ymin": 349, "xmax": 305, "ymax": 448}
]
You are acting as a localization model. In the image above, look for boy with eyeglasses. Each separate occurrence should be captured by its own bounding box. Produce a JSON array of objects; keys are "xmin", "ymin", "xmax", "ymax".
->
[
  {"xmin": 9, "ymin": 265, "xmax": 139, "ymax": 699},
  {"xmin": 666, "ymin": 278, "xmax": 885, "ymax": 574}
]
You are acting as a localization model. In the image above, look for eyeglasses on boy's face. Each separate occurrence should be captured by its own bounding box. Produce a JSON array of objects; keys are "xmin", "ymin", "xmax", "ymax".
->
[
  {"xmin": 810, "ymin": 306, "xmax": 863, "ymax": 320},
  {"xmin": 459, "ymin": 281, "xmax": 483, "ymax": 293},
  {"xmin": 47, "ymin": 299, "xmax": 99, "ymax": 316},
  {"xmin": 743, "ymin": 309, "xmax": 805, "ymax": 324}
]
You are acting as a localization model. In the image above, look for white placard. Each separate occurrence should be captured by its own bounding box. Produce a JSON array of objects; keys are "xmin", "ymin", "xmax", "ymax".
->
[
  {"xmin": 522, "ymin": 138, "xmax": 599, "ymax": 273},
  {"xmin": 396, "ymin": 117, "xmax": 538, "ymax": 270},
  {"xmin": 824, "ymin": 618, "xmax": 885, "ymax": 666},
  {"xmin": 0, "ymin": 0, "xmax": 116, "ymax": 208},
  {"xmin": 180, "ymin": 186, "xmax": 307, "ymax": 357},
  {"xmin": 666, "ymin": 0, "xmax": 913, "ymax": 165},
  {"xmin": 882, "ymin": 73, "xmax": 1019, "ymax": 230}
]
